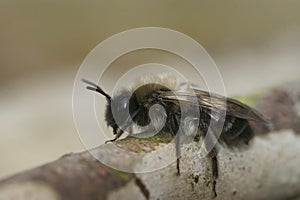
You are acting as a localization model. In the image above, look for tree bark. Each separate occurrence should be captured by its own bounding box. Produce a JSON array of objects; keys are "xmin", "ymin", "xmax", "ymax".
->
[{"xmin": 0, "ymin": 82, "xmax": 300, "ymax": 200}]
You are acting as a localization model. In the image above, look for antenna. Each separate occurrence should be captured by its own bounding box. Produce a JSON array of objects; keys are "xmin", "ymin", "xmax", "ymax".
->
[{"xmin": 82, "ymin": 79, "xmax": 111, "ymax": 100}]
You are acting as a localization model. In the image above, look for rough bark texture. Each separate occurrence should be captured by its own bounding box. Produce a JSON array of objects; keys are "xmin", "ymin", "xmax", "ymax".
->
[{"xmin": 0, "ymin": 82, "xmax": 300, "ymax": 200}]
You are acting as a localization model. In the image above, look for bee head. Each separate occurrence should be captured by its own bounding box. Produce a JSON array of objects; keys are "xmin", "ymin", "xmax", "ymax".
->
[
  {"xmin": 82, "ymin": 78, "xmax": 172, "ymax": 133},
  {"xmin": 82, "ymin": 79, "xmax": 115, "ymax": 128},
  {"xmin": 108, "ymin": 90, "xmax": 133, "ymax": 129},
  {"xmin": 82, "ymin": 79, "xmax": 139, "ymax": 130}
]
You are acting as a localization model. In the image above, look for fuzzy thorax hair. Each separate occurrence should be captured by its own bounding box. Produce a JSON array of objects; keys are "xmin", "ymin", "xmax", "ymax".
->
[{"xmin": 130, "ymin": 74, "xmax": 179, "ymax": 89}]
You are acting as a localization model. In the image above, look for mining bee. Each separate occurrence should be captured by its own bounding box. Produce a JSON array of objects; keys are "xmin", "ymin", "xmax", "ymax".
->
[{"xmin": 82, "ymin": 75, "xmax": 269, "ymax": 197}]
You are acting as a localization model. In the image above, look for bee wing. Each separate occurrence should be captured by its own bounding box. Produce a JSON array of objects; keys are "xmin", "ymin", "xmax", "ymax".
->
[{"xmin": 158, "ymin": 89, "xmax": 269, "ymax": 123}]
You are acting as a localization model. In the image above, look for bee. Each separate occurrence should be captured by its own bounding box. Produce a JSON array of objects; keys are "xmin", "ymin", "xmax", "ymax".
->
[{"xmin": 82, "ymin": 75, "xmax": 269, "ymax": 197}]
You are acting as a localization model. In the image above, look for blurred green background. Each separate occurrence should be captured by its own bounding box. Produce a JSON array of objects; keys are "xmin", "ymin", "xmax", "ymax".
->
[{"xmin": 0, "ymin": 0, "xmax": 300, "ymax": 178}]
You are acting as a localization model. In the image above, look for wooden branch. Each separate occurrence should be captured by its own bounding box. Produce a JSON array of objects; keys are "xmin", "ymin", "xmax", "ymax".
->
[{"xmin": 1, "ymin": 82, "xmax": 300, "ymax": 200}]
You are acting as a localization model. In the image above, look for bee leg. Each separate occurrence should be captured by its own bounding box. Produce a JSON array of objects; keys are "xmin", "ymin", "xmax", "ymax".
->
[
  {"xmin": 175, "ymin": 134, "xmax": 181, "ymax": 175},
  {"xmin": 105, "ymin": 129, "xmax": 124, "ymax": 144},
  {"xmin": 170, "ymin": 114, "xmax": 180, "ymax": 175},
  {"xmin": 205, "ymin": 132, "xmax": 218, "ymax": 197},
  {"xmin": 209, "ymin": 147, "xmax": 218, "ymax": 198}
]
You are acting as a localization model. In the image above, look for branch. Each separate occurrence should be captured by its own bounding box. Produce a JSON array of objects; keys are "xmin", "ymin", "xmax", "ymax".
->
[{"xmin": 0, "ymin": 82, "xmax": 300, "ymax": 200}]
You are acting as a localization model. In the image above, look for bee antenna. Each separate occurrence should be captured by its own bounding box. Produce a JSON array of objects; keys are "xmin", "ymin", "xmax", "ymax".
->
[{"xmin": 82, "ymin": 79, "xmax": 111, "ymax": 100}]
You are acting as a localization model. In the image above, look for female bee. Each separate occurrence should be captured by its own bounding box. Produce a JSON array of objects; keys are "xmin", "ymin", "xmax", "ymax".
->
[{"xmin": 82, "ymin": 75, "xmax": 269, "ymax": 197}]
